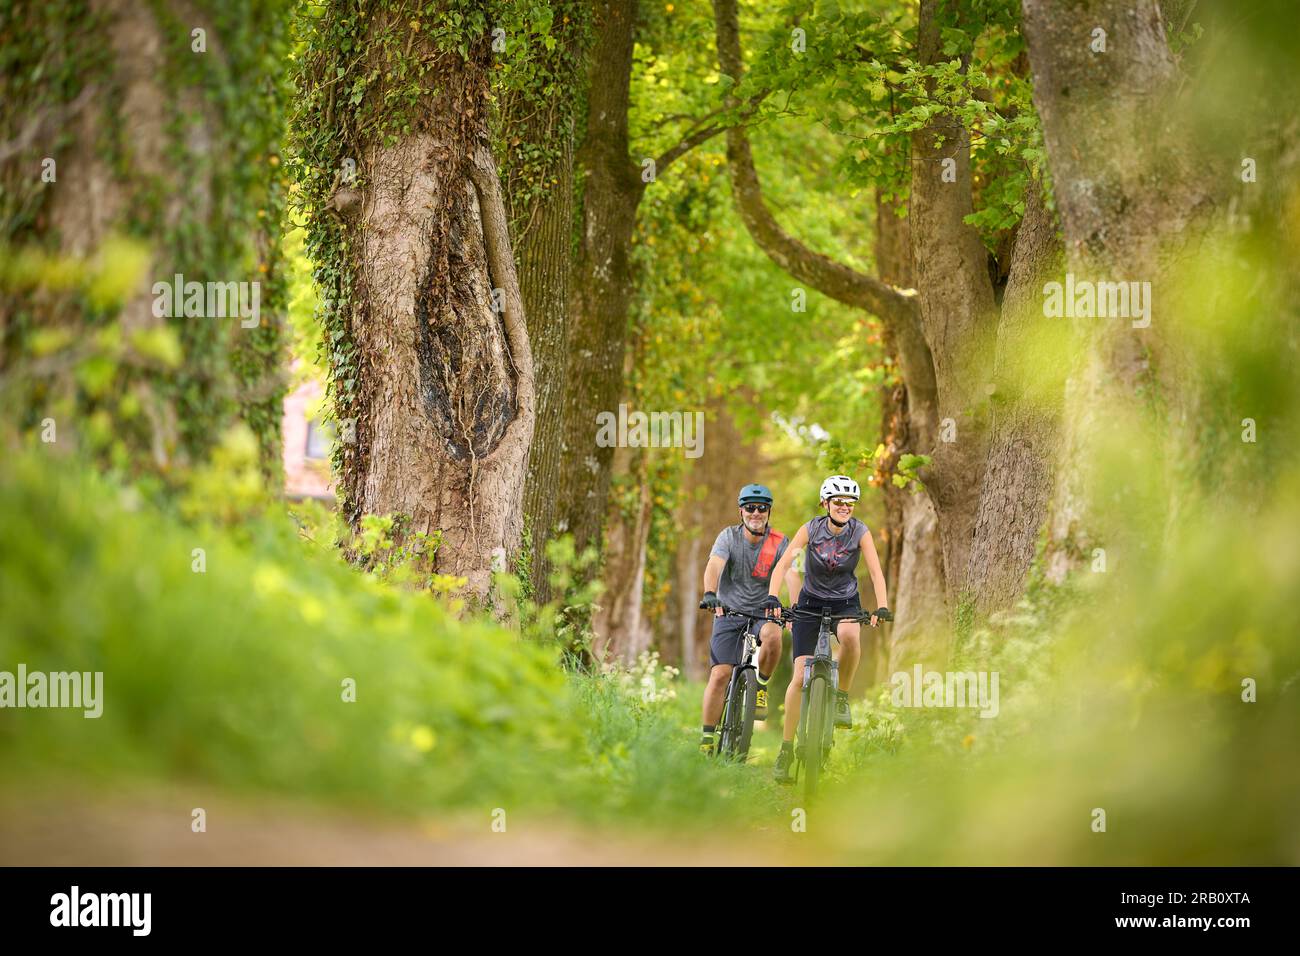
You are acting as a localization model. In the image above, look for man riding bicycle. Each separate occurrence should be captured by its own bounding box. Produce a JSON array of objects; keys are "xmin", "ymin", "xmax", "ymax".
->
[
  {"xmin": 764, "ymin": 475, "xmax": 890, "ymax": 783},
  {"xmin": 698, "ymin": 483, "xmax": 802, "ymax": 756}
]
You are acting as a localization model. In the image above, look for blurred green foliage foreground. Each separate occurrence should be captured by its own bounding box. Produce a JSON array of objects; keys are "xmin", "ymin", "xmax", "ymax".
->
[
  {"xmin": 0, "ymin": 434, "xmax": 777, "ymax": 833},
  {"xmin": 2, "ymin": 424, "xmax": 1297, "ymax": 863}
]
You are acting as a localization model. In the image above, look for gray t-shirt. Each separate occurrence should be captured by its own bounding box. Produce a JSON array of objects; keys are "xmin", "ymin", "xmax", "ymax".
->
[
  {"xmin": 801, "ymin": 515, "xmax": 867, "ymax": 602},
  {"xmin": 710, "ymin": 525, "xmax": 790, "ymax": 614}
]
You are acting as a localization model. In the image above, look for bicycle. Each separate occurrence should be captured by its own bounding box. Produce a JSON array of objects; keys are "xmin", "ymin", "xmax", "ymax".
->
[
  {"xmin": 779, "ymin": 603, "xmax": 892, "ymax": 799},
  {"xmin": 698, "ymin": 603, "xmax": 781, "ymax": 761}
]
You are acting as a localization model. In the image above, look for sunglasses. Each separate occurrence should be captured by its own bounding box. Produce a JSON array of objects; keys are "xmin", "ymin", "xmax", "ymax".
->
[
  {"xmin": 741, "ymin": 504, "xmax": 770, "ymax": 514},
  {"xmin": 828, "ymin": 498, "xmax": 857, "ymax": 508}
]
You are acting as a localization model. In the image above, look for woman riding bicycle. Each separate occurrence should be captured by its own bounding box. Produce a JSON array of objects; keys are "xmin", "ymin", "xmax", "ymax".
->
[{"xmin": 764, "ymin": 474, "xmax": 890, "ymax": 783}]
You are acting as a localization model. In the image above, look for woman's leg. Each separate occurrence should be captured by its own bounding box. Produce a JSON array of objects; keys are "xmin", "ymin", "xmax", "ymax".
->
[{"xmin": 836, "ymin": 620, "xmax": 862, "ymax": 691}]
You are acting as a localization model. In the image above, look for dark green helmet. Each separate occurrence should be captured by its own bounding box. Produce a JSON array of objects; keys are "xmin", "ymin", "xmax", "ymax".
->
[{"xmin": 737, "ymin": 483, "xmax": 774, "ymax": 507}]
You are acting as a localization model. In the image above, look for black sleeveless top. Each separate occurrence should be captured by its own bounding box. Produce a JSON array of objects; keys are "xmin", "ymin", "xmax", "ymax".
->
[{"xmin": 801, "ymin": 516, "xmax": 865, "ymax": 601}]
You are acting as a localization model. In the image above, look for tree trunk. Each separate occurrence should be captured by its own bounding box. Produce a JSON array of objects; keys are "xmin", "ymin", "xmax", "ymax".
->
[
  {"xmin": 339, "ymin": 22, "xmax": 533, "ymax": 601},
  {"xmin": 1, "ymin": 0, "xmax": 287, "ymax": 471},
  {"xmin": 499, "ymin": 1, "xmax": 588, "ymax": 601},
  {"xmin": 873, "ymin": 193, "xmax": 912, "ymax": 608},
  {"xmin": 1021, "ymin": 0, "xmax": 1212, "ymax": 581},
  {"xmin": 872, "ymin": 190, "xmax": 946, "ymax": 675},
  {"xmin": 908, "ymin": 0, "xmax": 999, "ymax": 608},
  {"xmin": 964, "ymin": 179, "xmax": 1063, "ymax": 612},
  {"xmin": 592, "ymin": 444, "xmax": 653, "ymax": 663},
  {"xmin": 556, "ymin": 0, "xmax": 644, "ymax": 561},
  {"xmin": 555, "ymin": 0, "xmax": 736, "ymax": 582}
]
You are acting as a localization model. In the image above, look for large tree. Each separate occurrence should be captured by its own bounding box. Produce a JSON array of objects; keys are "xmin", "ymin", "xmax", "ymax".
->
[
  {"xmin": 1, "ymin": 0, "xmax": 289, "ymax": 474},
  {"xmin": 1019, "ymin": 0, "xmax": 1212, "ymax": 581},
  {"xmin": 554, "ymin": 0, "xmax": 750, "ymax": 659},
  {"xmin": 498, "ymin": 0, "xmax": 590, "ymax": 601},
  {"xmin": 712, "ymin": 0, "xmax": 1062, "ymax": 660},
  {"xmin": 293, "ymin": 3, "xmax": 535, "ymax": 599},
  {"xmin": 556, "ymin": 0, "xmax": 739, "ymax": 563}
]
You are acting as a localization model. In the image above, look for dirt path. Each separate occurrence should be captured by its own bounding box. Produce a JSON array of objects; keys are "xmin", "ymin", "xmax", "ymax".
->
[{"xmin": 0, "ymin": 787, "xmax": 805, "ymax": 866}]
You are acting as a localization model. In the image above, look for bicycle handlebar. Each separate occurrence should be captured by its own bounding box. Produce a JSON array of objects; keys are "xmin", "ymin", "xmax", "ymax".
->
[
  {"xmin": 698, "ymin": 599, "xmax": 890, "ymax": 626},
  {"xmin": 697, "ymin": 601, "xmax": 790, "ymax": 628},
  {"xmin": 773, "ymin": 603, "xmax": 893, "ymax": 624}
]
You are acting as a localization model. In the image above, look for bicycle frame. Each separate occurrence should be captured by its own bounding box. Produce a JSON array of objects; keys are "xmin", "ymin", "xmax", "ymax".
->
[
  {"xmin": 794, "ymin": 610, "xmax": 839, "ymax": 782},
  {"xmin": 718, "ymin": 623, "xmax": 759, "ymax": 732},
  {"xmin": 705, "ymin": 606, "xmax": 778, "ymax": 761},
  {"xmin": 783, "ymin": 605, "xmax": 874, "ymax": 794}
]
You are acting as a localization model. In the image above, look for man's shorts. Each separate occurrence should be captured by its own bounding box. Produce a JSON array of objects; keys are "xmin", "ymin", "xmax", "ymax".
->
[
  {"xmin": 708, "ymin": 614, "xmax": 764, "ymax": 668},
  {"xmin": 790, "ymin": 595, "xmax": 861, "ymax": 660}
]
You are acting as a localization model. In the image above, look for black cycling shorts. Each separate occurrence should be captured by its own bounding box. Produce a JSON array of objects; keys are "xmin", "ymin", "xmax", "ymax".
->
[
  {"xmin": 708, "ymin": 614, "xmax": 764, "ymax": 668},
  {"xmin": 790, "ymin": 595, "xmax": 861, "ymax": 660}
]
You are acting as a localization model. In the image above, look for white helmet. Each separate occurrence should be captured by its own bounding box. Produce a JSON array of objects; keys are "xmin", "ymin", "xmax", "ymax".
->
[{"xmin": 820, "ymin": 475, "xmax": 860, "ymax": 502}]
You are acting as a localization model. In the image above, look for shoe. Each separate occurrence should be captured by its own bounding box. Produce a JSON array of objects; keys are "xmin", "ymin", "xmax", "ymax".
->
[
  {"xmin": 834, "ymin": 690, "xmax": 852, "ymax": 729},
  {"xmin": 754, "ymin": 686, "xmax": 768, "ymax": 720},
  {"xmin": 700, "ymin": 735, "xmax": 716, "ymax": 756},
  {"xmin": 772, "ymin": 746, "xmax": 794, "ymax": 784}
]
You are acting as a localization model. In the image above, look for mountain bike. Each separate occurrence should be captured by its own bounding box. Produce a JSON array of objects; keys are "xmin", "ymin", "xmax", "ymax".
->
[
  {"xmin": 698, "ymin": 604, "xmax": 778, "ymax": 761},
  {"xmin": 782, "ymin": 603, "xmax": 892, "ymax": 799}
]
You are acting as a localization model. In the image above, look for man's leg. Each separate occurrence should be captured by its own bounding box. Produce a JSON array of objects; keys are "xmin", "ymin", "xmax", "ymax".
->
[
  {"xmin": 773, "ymin": 654, "xmax": 809, "ymax": 783},
  {"xmin": 701, "ymin": 616, "xmax": 742, "ymax": 754},
  {"xmin": 700, "ymin": 664, "xmax": 732, "ymax": 755},
  {"xmin": 755, "ymin": 621, "xmax": 782, "ymax": 720},
  {"xmin": 702, "ymin": 664, "xmax": 733, "ymax": 727}
]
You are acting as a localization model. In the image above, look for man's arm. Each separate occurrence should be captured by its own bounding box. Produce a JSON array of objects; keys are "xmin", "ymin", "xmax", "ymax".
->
[
  {"xmin": 703, "ymin": 554, "xmax": 726, "ymax": 593},
  {"xmin": 702, "ymin": 554, "xmax": 727, "ymax": 615}
]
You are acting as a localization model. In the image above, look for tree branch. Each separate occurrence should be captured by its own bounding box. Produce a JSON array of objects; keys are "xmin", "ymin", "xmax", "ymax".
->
[
  {"xmin": 711, "ymin": 0, "xmax": 919, "ymax": 329},
  {"xmin": 653, "ymin": 121, "xmax": 726, "ymax": 175}
]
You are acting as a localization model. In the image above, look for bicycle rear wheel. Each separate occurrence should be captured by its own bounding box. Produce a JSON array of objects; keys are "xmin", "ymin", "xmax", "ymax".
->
[{"xmin": 803, "ymin": 676, "xmax": 829, "ymax": 799}]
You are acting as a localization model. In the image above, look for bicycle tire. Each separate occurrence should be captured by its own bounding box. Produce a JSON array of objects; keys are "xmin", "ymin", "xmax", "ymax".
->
[
  {"xmin": 734, "ymin": 669, "xmax": 758, "ymax": 761},
  {"xmin": 718, "ymin": 674, "xmax": 741, "ymax": 758},
  {"xmin": 804, "ymin": 676, "xmax": 830, "ymax": 799}
]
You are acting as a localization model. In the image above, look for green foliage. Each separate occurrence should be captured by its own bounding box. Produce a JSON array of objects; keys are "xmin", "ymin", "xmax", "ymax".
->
[
  {"xmin": 495, "ymin": 0, "xmax": 590, "ymax": 231},
  {"xmin": 891, "ymin": 452, "xmax": 930, "ymax": 490},
  {"xmin": 0, "ymin": 446, "xmax": 780, "ymax": 827},
  {"xmin": 497, "ymin": 534, "xmax": 603, "ymax": 665},
  {"xmin": 741, "ymin": 0, "xmax": 1043, "ymax": 248},
  {"xmin": 353, "ymin": 513, "xmax": 452, "ymax": 594},
  {"xmin": 625, "ymin": 11, "xmax": 891, "ymax": 597}
]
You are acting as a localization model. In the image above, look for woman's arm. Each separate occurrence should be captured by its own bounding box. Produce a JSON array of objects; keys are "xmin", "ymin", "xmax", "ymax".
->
[
  {"xmin": 783, "ymin": 566, "xmax": 802, "ymax": 605},
  {"xmin": 860, "ymin": 526, "xmax": 889, "ymax": 625},
  {"xmin": 767, "ymin": 524, "xmax": 809, "ymax": 614}
]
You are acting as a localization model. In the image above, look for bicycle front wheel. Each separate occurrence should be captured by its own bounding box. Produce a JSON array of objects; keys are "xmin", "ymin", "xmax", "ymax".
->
[
  {"xmin": 718, "ymin": 674, "xmax": 742, "ymax": 758},
  {"xmin": 734, "ymin": 669, "xmax": 757, "ymax": 761},
  {"xmin": 803, "ymin": 676, "xmax": 830, "ymax": 799}
]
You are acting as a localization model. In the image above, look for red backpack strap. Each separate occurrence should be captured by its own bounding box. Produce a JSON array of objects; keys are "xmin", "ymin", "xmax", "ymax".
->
[{"xmin": 752, "ymin": 530, "xmax": 786, "ymax": 579}]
